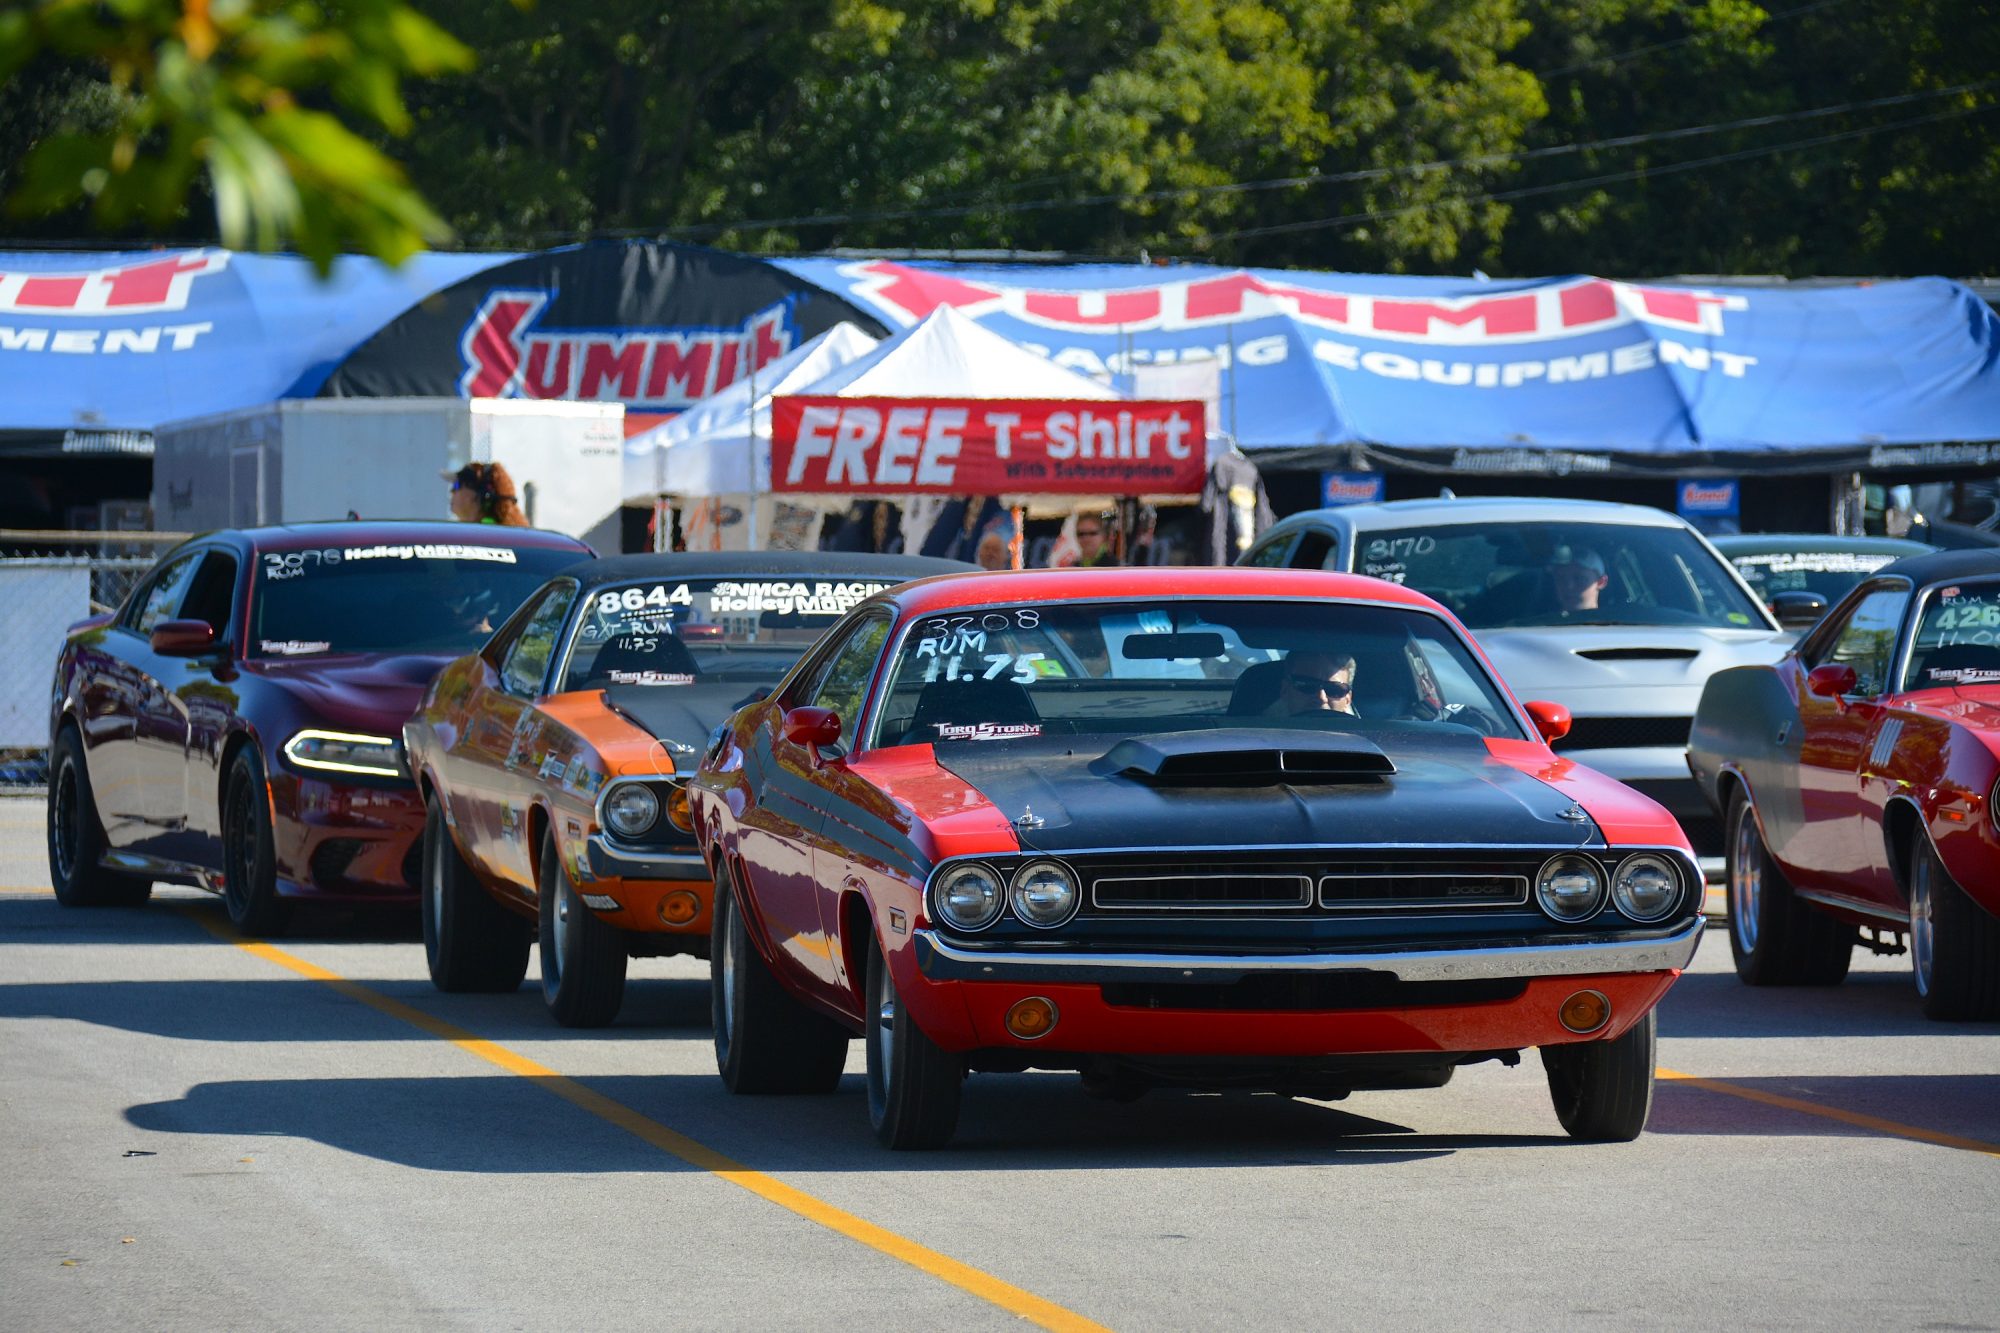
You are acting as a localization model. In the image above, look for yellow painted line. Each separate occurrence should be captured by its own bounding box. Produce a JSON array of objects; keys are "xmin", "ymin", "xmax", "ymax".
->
[
  {"xmin": 1659, "ymin": 1066, "xmax": 2000, "ymax": 1159},
  {"xmin": 197, "ymin": 917, "xmax": 1107, "ymax": 1332},
  {"xmin": 0, "ymin": 886, "xmax": 56, "ymax": 894}
]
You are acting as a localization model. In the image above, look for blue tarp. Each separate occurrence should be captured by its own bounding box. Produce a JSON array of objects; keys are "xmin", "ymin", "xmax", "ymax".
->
[
  {"xmin": 777, "ymin": 258, "xmax": 2000, "ymax": 473},
  {"xmin": 0, "ymin": 247, "xmax": 515, "ymax": 445}
]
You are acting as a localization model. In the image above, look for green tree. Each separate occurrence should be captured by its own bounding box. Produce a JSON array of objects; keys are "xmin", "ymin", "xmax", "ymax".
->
[{"xmin": 0, "ymin": 0, "xmax": 475, "ymax": 269}]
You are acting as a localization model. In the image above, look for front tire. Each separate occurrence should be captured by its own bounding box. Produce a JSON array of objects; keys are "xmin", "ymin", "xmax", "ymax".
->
[
  {"xmin": 864, "ymin": 932, "xmax": 963, "ymax": 1150},
  {"xmin": 1910, "ymin": 835, "xmax": 2000, "ymax": 1021},
  {"xmin": 1542, "ymin": 1010, "xmax": 1657, "ymax": 1142},
  {"xmin": 538, "ymin": 828, "xmax": 627, "ymax": 1027},
  {"xmin": 221, "ymin": 749, "xmax": 289, "ymax": 936},
  {"xmin": 710, "ymin": 867, "xmax": 849, "ymax": 1094},
  {"xmin": 45, "ymin": 728, "xmax": 149, "ymax": 907},
  {"xmin": 421, "ymin": 801, "xmax": 530, "ymax": 993},
  {"xmin": 1726, "ymin": 791, "xmax": 1852, "ymax": 986}
]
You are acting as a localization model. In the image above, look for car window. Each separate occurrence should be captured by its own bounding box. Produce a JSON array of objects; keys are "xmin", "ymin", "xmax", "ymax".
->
[
  {"xmin": 1240, "ymin": 536, "xmax": 1293, "ymax": 567},
  {"xmin": 1293, "ymin": 530, "xmax": 1336, "ymax": 569},
  {"xmin": 128, "ymin": 551, "xmax": 203, "ymax": 634},
  {"xmin": 500, "ymin": 583, "xmax": 578, "ymax": 698},
  {"xmin": 179, "ymin": 552, "xmax": 239, "ymax": 635},
  {"xmin": 1820, "ymin": 587, "xmax": 1908, "ymax": 697},
  {"xmin": 1905, "ymin": 578, "xmax": 2000, "ymax": 691},
  {"xmin": 1727, "ymin": 548, "xmax": 1901, "ymax": 605},
  {"xmin": 803, "ymin": 614, "xmax": 891, "ymax": 736}
]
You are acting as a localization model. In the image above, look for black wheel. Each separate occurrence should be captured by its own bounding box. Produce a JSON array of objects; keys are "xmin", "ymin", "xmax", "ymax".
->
[
  {"xmin": 538, "ymin": 828, "xmax": 627, "ymax": 1027},
  {"xmin": 1910, "ymin": 835, "xmax": 2000, "ymax": 1021},
  {"xmin": 864, "ymin": 931, "xmax": 963, "ymax": 1150},
  {"xmin": 1726, "ymin": 791, "xmax": 1853, "ymax": 986},
  {"xmin": 710, "ymin": 867, "xmax": 849, "ymax": 1094},
  {"xmin": 45, "ymin": 727, "xmax": 149, "ymax": 908},
  {"xmin": 421, "ymin": 801, "xmax": 530, "ymax": 993},
  {"xmin": 1542, "ymin": 1010, "xmax": 1657, "ymax": 1142},
  {"xmin": 221, "ymin": 749, "xmax": 289, "ymax": 936}
]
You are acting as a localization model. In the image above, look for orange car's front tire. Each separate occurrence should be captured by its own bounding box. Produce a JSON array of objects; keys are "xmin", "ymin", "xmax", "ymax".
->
[{"xmin": 421, "ymin": 802, "xmax": 529, "ymax": 994}]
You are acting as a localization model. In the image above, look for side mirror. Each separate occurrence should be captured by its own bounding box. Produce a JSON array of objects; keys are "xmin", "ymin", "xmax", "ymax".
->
[
  {"xmin": 1806, "ymin": 663, "xmax": 1858, "ymax": 698},
  {"xmin": 783, "ymin": 706, "xmax": 842, "ymax": 756},
  {"xmin": 1769, "ymin": 590, "xmax": 1829, "ymax": 630},
  {"xmin": 1522, "ymin": 700, "xmax": 1571, "ymax": 744},
  {"xmin": 150, "ymin": 619, "xmax": 218, "ymax": 657}
]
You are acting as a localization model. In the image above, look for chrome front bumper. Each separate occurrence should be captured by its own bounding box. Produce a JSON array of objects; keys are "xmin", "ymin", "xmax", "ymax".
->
[
  {"xmin": 912, "ymin": 918, "xmax": 1704, "ymax": 986},
  {"xmin": 584, "ymin": 834, "xmax": 708, "ymax": 883}
]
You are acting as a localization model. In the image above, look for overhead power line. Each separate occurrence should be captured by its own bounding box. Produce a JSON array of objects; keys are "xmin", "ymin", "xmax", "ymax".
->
[{"xmin": 1533, "ymin": 0, "xmax": 1860, "ymax": 80}]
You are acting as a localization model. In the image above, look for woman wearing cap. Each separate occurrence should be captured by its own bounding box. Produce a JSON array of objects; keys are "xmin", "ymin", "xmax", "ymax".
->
[{"xmin": 447, "ymin": 462, "xmax": 530, "ymax": 526}]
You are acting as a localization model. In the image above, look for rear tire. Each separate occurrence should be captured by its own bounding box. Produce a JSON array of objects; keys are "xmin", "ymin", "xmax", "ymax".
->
[
  {"xmin": 1542, "ymin": 1010, "xmax": 1656, "ymax": 1142},
  {"xmin": 221, "ymin": 749, "xmax": 289, "ymax": 936},
  {"xmin": 1726, "ymin": 791, "xmax": 1853, "ymax": 986},
  {"xmin": 710, "ymin": 867, "xmax": 849, "ymax": 1094},
  {"xmin": 1910, "ymin": 835, "xmax": 2000, "ymax": 1021},
  {"xmin": 45, "ymin": 728, "xmax": 149, "ymax": 908},
  {"xmin": 538, "ymin": 828, "xmax": 627, "ymax": 1027},
  {"xmin": 864, "ymin": 932, "xmax": 963, "ymax": 1150},
  {"xmin": 421, "ymin": 801, "xmax": 530, "ymax": 993}
]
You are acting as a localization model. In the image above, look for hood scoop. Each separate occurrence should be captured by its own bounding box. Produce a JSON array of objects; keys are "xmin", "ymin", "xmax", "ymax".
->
[
  {"xmin": 1095, "ymin": 728, "xmax": 1396, "ymax": 788},
  {"xmin": 1574, "ymin": 647, "xmax": 1700, "ymax": 662}
]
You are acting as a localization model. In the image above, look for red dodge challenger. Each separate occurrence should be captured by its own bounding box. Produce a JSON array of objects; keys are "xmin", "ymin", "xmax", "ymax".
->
[{"xmin": 690, "ymin": 567, "xmax": 1705, "ymax": 1148}]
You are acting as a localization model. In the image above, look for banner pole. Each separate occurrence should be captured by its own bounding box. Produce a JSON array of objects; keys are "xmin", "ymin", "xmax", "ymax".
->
[{"xmin": 745, "ymin": 325, "xmax": 760, "ymax": 550}]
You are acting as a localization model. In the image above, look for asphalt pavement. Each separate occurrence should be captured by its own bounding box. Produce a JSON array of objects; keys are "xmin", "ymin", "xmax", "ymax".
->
[{"xmin": 3, "ymin": 794, "xmax": 1995, "ymax": 1330}]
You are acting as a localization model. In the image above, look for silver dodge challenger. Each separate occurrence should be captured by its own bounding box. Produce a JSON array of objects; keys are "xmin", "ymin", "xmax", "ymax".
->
[{"xmin": 1241, "ymin": 496, "xmax": 1793, "ymax": 871}]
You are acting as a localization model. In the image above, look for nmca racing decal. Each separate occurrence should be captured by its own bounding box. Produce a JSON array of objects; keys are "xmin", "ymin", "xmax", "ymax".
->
[{"xmin": 458, "ymin": 291, "xmax": 797, "ymax": 409}]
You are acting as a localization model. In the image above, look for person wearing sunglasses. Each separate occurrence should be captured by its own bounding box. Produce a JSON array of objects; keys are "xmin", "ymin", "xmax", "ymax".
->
[
  {"xmin": 1270, "ymin": 650, "xmax": 1358, "ymax": 717},
  {"xmin": 1073, "ymin": 511, "xmax": 1119, "ymax": 567},
  {"xmin": 445, "ymin": 461, "xmax": 530, "ymax": 527}
]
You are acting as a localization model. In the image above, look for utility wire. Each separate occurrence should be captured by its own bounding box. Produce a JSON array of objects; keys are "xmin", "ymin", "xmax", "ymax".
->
[{"xmin": 1533, "ymin": 0, "xmax": 1860, "ymax": 80}]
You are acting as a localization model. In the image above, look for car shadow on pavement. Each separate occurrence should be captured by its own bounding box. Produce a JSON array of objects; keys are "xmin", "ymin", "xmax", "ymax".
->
[
  {"xmin": 1656, "ymin": 968, "xmax": 1996, "ymax": 1039},
  {"xmin": 1646, "ymin": 1072, "xmax": 2000, "ymax": 1146},
  {"xmin": 0, "ymin": 894, "xmax": 420, "ymax": 947}
]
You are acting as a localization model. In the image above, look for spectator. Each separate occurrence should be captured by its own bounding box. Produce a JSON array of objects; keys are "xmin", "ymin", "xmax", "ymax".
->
[
  {"xmin": 446, "ymin": 462, "xmax": 529, "ymax": 526},
  {"xmin": 1074, "ymin": 510, "xmax": 1119, "ymax": 567}
]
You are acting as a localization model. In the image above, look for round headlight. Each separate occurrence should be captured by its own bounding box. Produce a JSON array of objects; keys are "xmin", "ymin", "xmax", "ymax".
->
[
  {"xmin": 603, "ymin": 783, "xmax": 660, "ymax": 839},
  {"xmin": 933, "ymin": 863, "xmax": 1005, "ymax": 932},
  {"xmin": 1009, "ymin": 860, "xmax": 1080, "ymax": 929},
  {"xmin": 1537, "ymin": 854, "xmax": 1604, "ymax": 922},
  {"xmin": 1612, "ymin": 853, "xmax": 1681, "ymax": 921}
]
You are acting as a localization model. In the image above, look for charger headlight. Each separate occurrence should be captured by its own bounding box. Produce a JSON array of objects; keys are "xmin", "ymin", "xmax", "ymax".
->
[
  {"xmin": 602, "ymin": 782, "xmax": 660, "ymax": 839},
  {"xmin": 283, "ymin": 730, "xmax": 405, "ymax": 778},
  {"xmin": 1536, "ymin": 854, "xmax": 1605, "ymax": 922},
  {"xmin": 932, "ymin": 863, "xmax": 1005, "ymax": 932},
  {"xmin": 1611, "ymin": 853, "xmax": 1681, "ymax": 921}
]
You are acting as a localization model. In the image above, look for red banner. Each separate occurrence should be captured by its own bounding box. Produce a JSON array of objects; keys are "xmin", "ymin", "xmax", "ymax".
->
[{"xmin": 769, "ymin": 396, "xmax": 1206, "ymax": 495}]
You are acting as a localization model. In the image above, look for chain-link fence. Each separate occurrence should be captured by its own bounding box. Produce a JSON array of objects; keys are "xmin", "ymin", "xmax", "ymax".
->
[{"xmin": 0, "ymin": 530, "xmax": 187, "ymax": 788}]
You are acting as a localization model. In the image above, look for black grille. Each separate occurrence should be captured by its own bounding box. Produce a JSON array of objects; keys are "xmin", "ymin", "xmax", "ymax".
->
[
  {"xmin": 309, "ymin": 838, "xmax": 366, "ymax": 889},
  {"xmin": 1080, "ymin": 854, "xmax": 1541, "ymax": 915},
  {"xmin": 1094, "ymin": 873, "xmax": 1311, "ymax": 910},
  {"xmin": 1101, "ymin": 974, "xmax": 1528, "ymax": 1011},
  {"xmin": 1319, "ymin": 872, "xmax": 1525, "ymax": 909},
  {"xmin": 1552, "ymin": 715, "xmax": 1692, "ymax": 752}
]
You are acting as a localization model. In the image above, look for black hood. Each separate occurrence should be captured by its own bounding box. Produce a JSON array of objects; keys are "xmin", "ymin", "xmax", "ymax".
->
[
  {"xmin": 601, "ymin": 682, "xmax": 769, "ymax": 752},
  {"xmin": 933, "ymin": 728, "xmax": 1596, "ymax": 854}
]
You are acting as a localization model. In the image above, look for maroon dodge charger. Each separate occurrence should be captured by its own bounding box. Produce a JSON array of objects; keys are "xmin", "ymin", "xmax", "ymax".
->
[{"xmin": 47, "ymin": 521, "xmax": 592, "ymax": 932}]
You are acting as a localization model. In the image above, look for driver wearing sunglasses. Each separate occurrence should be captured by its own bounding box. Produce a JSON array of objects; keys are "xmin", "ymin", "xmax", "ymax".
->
[{"xmin": 1269, "ymin": 650, "xmax": 1358, "ymax": 717}]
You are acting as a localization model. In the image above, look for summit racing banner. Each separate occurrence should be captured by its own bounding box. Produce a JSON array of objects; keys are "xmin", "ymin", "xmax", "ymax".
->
[
  {"xmin": 777, "ymin": 258, "xmax": 2000, "ymax": 473},
  {"xmin": 769, "ymin": 396, "xmax": 1207, "ymax": 495}
]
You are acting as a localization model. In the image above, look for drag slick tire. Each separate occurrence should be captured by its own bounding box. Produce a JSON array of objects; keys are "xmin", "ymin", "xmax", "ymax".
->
[
  {"xmin": 45, "ymin": 728, "xmax": 149, "ymax": 908},
  {"xmin": 710, "ymin": 867, "xmax": 848, "ymax": 1094},
  {"xmin": 864, "ymin": 932, "xmax": 963, "ymax": 1150},
  {"xmin": 221, "ymin": 748, "xmax": 289, "ymax": 936},
  {"xmin": 1909, "ymin": 835, "xmax": 2000, "ymax": 1021},
  {"xmin": 538, "ymin": 828, "xmax": 626, "ymax": 1027},
  {"xmin": 1727, "ymin": 791, "xmax": 1853, "ymax": 986},
  {"xmin": 1542, "ymin": 1010, "xmax": 1656, "ymax": 1142},
  {"xmin": 421, "ymin": 801, "xmax": 530, "ymax": 993}
]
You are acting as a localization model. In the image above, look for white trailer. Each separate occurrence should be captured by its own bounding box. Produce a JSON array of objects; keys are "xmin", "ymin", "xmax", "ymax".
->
[{"xmin": 152, "ymin": 397, "xmax": 625, "ymax": 549}]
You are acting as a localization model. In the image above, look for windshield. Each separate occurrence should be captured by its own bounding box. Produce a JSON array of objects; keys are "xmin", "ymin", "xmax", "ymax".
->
[
  {"xmin": 1728, "ymin": 548, "xmax": 1901, "ymax": 604},
  {"xmin": 1352, "ymin": 521, "xmax": 1767, "ymax": 630},
  {"xmin": 868, "ymin": 598, "xmax": 1524, "ymax": 748},
  {"xmin": 1906, "ymin": 578, "xmax": 2000, "ymax": 691},
  {"xmin": 252, "ymin": 541, "xmax": 580, "ymax": 658},
  {"xmin": 562, "ymin": 576, "xmax": 901, "ymax": 689}
]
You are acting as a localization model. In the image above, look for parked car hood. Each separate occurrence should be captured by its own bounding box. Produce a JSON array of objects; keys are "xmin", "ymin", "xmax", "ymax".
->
[
  {"xmin": 929, "ymin": 730, "xmax": 1599, "ymax": 855},
  {"xmin": 1476, "ymin": 625, "xmax": 1791, "ymax": 716},
  {"xmin": 602, "ymin": 682, "xmax": 772, "ymax": 754},
  {"xmin": 246, "ymin": 652, "xmax": 457, "ymax": 734}
]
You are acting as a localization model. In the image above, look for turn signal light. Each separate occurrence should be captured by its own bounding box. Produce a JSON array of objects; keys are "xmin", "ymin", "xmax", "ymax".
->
[
  {"xmin": 1558, "ymin": 989, "xmax": 1611, "ymax": 1034},
  {"xmin": 1004, "ymin": 996, "xmax": 1059, "ymax": 1041},
  {"xmin": 658, "ymin": 890, "xmax": 701, "ymax": 926},
  {"xmin": 667, "ymin": 785, "xmax": 695, "ymax": 832}
]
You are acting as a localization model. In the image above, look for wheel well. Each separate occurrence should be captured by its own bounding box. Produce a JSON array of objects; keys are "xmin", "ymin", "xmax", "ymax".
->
[
  {"xmin": 527, "ymin": 804, "xmax": 551, "ymax": 882},
  {"xmin": 1882, "ymin": 799, "xmax": 1922, "ymax": 903},
  {"xmin": 838, "ymin": 890, "xmax": 874, "ymax": 1002},
  {"xmin": 216, "ymin": 730, "xmax": 256, "ymax": 811},
  {"xmin": 1715, "ymin": 769, "xmax": 1744, "ymax": 820}
]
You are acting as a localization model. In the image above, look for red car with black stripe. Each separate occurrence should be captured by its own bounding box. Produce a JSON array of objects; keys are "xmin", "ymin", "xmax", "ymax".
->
[
  {"xmin": 691, "ymin": 566, "xmax": 1706, "ymax": 1149},
  {"xmin": 46, "ymin": 521, "xmax": 591, "ymax": 931}
]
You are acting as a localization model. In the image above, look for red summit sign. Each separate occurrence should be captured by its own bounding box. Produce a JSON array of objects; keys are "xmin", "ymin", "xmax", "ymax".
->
[{"xmin": 770, "ymin": 396, "xmax": 1206, "ymax": 495}]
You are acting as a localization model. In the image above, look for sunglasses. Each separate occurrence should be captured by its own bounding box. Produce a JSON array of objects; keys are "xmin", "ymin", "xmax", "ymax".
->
[
  {"xmin": 1286, "ymin": 673, "xmax": 1352, "ymax": 699},
  {"xmin": 1076, "ymin": 527, "xmax": 1103, "ymax": 538}
]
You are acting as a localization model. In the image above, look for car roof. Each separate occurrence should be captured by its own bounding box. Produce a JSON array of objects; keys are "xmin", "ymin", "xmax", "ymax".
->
[
  {"xmin": 885, "ymin": 565, "xmax": 1443, "ymax": 617},
  {"xmin": 1274, "ymin": 496, "xmax": 1690, "ymax": 532},
  {"xmin": 567, "ymin": 551, "xmax": 975, "ymax": 589},
  {"xmin": 1877, "ymin": 547, "xmax": 2000, "ymax": 586},
  {"xmin": 235, "ymin": 520, "xmax": 594, "ymax": 555},
  {"xmin": 1710, "ymin": 533, "xmax": 1934, "ymax": 556}
]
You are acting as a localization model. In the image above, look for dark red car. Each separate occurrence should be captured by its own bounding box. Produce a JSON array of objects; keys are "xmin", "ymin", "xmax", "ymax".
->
[
  {"xmin": 692, "ymin": 567, "xmax": 1705, "ymax": 1149},
  {"xmin": 46, "ymin": 521, "xmax": 591, "ymax": 931},
  {"xmin": 1691, "ymin": 548, "xmax": 2000, "ymax": 1019}
]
